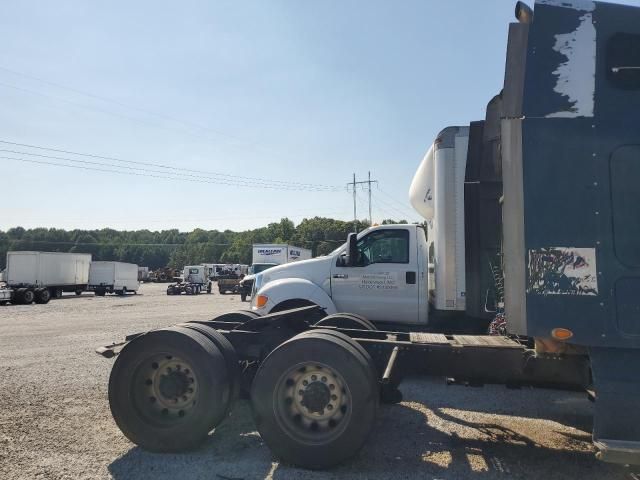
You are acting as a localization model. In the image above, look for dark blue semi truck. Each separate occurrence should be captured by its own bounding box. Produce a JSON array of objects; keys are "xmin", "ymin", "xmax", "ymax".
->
[{"xmin": 98, "ymin": 0, "xmax": 640, "ymax": 469}]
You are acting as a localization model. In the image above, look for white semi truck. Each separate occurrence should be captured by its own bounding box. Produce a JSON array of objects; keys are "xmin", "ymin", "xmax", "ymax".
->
[
  {"xmin": 166, "ymin": 265, "xmax": 213, "ymax": 295},
  {"xmin": 1, "ymin": 251, "xmax": 92, "ymax": 305},
  {"xmin": 89, "ymin": 261, "xmax": 140, "ymax": 296},
  {"xmin": 249, "ymin": 128, "xmax": 477, "ymax": 330},
  {"xmin": 240, "ymin": 244, "xmax": 313, "ymax": 302}
]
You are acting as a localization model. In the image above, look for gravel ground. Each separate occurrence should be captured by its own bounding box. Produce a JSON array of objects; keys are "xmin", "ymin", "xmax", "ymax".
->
[{"xmin": 0, "ymin": 282, "xmax": 634, "ymax": 479}]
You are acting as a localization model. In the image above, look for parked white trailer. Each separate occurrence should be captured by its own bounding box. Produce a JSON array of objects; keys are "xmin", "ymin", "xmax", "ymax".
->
[
  {"xmin": 252, "ymin": 244, "xmax": 312, "ymax": 265},
  {"xmin": 4, "ymin": 251, "xmax": 92, "ymax": 304},
  {"xmin": 89, "ymin": 262, "xmax": 139, "ymax": 296}
]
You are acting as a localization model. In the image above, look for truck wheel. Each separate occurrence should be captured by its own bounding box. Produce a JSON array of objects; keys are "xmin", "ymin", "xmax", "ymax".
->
[
  {"xmin": 108, "ymin": 327, "xmax": 230, "ymax": 452},
  {"xmin": 75, "ymin": 290, "xmax": 83, "ymax": 296},
  {"xmin": 207, "ymin": 283, "xmax": 212, "ymax": 294},
  {"xmin": 185, "ymin": 286, "xmax": 193, "ymax": 295},
  {"xmin": 251, "ymin": 329, "xmax": 378, "ymax": 469},
  {"xmin": 179, "ymin": 323, "xmax": 241, "ymax": 419},
  {"xmin": 35, "ymin": 288, "xmax": 51, "ymax": 304},
  {"xmin": 240, "ymin": 292, "xmax": 247, "ymax": 302},
  {"xmin": 21, "ymin": 289, "xmax": 35, "ymax": 304},
  {"xmin": 96, "ymin": 289, "xmax": 106, "ymax": 297},
  {"xmin": 118, "ymin": 288, "xmax": 126, "ymax": 296},
  {"xmin": 53, "ymin": 288, "xmax": 63, "ymax": 299},
  {"xmin": 314, "ymin": 313, "xmax": 376, "ymax": 331}
]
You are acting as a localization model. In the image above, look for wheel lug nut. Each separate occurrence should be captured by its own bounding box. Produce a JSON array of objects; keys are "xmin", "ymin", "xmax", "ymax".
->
[
  {"xmin": 298, "ymin": 390, "xmax": 304, "ymax": 396},
  {"xmin": 329, "ymin": 384, "xmax": 335, "ymax": 390},
  {"xmin": 331, "ymin": 394, "xmax": 337, "ymax": 401},
  {"xmin": 327, "ymin": 404, "xmax": 333, "ymax": 410},
  {"xmin": 302, "ymin": 380, "xmax": 308, "ymax": 386},
  {"xmin": 321, "ymin": 376, "xmax": 327, "ymax": 383},
  {"xmin": 311, "ymin": 375, "xmax": 317, "ymax": 381}
]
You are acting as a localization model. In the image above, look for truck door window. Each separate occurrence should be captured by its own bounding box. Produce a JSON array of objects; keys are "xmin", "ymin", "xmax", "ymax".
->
[{"xmin": 355, "ymin": 230, "xmax": 409, "ymax": 266}]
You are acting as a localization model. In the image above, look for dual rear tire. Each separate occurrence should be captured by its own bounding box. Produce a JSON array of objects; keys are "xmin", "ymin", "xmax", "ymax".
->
[
  {"xmin": 108, "ymin": 317, "xmax": 381, "ymax": 469},
  {"xmin": 251, "ymin": 329, "xmax": 379, "ymax": 469},
  {"xmin": 109, "ymin": 326, "xmax": 237, "ymax": 452}
]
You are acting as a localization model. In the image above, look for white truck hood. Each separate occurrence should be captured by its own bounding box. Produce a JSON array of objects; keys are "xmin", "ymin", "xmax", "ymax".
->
[{"xmin": 260, "ymin": 256, "xmax": 334, "ymax": 294}]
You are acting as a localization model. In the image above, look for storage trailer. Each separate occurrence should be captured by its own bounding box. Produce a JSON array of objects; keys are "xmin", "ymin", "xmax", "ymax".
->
[
  {"xmin": 2, "ymin": 251, "xmax": 91, "ymax": 305},
  {"xmin": 239, "ymin": 244, "xmax": 312, "ymax": 302},
  {"xmin": 98, "ymin": 0, "xmax": 640, "ymax": 469},
  {"xmin": 89, "ymin": 262, "xmax": 140, "ymax": 296}
]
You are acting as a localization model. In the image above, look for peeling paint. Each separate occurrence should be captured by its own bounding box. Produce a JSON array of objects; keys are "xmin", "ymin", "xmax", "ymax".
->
[
  {"xmin": 541, "ymin": 1, "xmax": 596, "ymax": 118},
  {"xmin": 527, "ymin": 247, "xmax": 598, "ymax": 295}
]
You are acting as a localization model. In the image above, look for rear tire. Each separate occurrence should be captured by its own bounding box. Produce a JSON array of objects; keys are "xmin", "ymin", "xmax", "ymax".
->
[
  {"xmin": 109, "ymin": 327, "xmax": 230, "ymax": 452},
  {"xmin": 251, "ymin": 329, "xmax": 378, "ymax": 469},
  {"xmin": 21, "ymin": 289, "xmax": 35, "ymax": 304},
  {"xmin": 314, "ymin": 313, "xmax": 376, "ymax": 331},
  {"xmin": 35, "ymin": 288, "xmax": 51, "ymax": 304},
  {"xmin": 53, "ymin": 288, "xmax": 63, "ymax": 299},
  {"xmin": 75, "ymin": 290, "xmax": 83, "ymax": 296}
]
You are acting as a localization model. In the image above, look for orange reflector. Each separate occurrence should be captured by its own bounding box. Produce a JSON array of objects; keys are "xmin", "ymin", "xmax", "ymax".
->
[
  {"xmin": 551, "ymin": 328, "xmax": 574, "ymax": 341},
  {"xmin": 256, "ymin": 294, "xmax": 269, "ymax": 308}
]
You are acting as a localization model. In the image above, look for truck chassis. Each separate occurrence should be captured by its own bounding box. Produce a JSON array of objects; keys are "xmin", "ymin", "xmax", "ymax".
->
[{"xmin": 97, "ymin": 306, "xmax": 612, "ymax": 469}]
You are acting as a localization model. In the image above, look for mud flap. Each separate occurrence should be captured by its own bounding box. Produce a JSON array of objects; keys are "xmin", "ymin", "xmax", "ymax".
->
[{"xmin": 590, "ymin": 347, "xmax": 640, "ymax": 465}]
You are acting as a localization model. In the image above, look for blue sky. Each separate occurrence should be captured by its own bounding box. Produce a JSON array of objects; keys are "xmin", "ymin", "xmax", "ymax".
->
[{"xmin": 1, "ymin": 0, "xmax": 633, "ymax": 232}]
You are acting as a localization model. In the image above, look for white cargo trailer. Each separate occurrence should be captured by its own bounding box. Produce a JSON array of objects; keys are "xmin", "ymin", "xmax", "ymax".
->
[
  {"xmin": 89, "ymin": 262, "xmax": 139, "ymax": 296},
  {"xmin": 252, "ymin": 244, "xmax": 311, "ymax": 265},
  {"xmin": 4, "ymin": 251, "xmax": 92, "ymax": 304}
]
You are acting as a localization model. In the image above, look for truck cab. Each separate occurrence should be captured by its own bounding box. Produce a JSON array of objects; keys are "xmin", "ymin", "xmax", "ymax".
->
[{"xmin": 252, "ymin": 224, "xmax": 431, "ymax": 325}]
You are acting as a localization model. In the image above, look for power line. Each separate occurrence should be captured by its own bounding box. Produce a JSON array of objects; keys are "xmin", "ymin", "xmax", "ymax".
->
[
  {"xmin": 0, "ymin": 140, "xmax": 342, "ymax": 191},
  {"xmin": 0, "ymin": 149, "xmax": 336, "ymax": 191}
]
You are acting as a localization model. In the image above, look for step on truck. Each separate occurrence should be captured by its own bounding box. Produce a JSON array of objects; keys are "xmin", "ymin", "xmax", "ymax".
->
[
  {"xmin": 98, "ymin": 0, "xmax": 640, "ymax": 469},
  {"xmin": 2, "ymin": 251, "xmax": 91, "ymax": 305}
]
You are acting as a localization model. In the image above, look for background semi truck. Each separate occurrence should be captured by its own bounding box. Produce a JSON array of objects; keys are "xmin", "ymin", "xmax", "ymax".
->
[
  {"xmin": 1, "ymin": 251, "xmax": 91, "ymax": 305},
  {"xmin": 240, "ymin": 244, "xmax": 312, "ymax": 302},
  {"xmin": 89, "ymin": 261, "xmax": 140, "ymax": 296},
  {"xmin": 99, "ymin": 0, "xmax": 640, "ymax": 470},
  {"xmin": 167, "ymin": 265, "xmax": 213, "ymax": 295}
]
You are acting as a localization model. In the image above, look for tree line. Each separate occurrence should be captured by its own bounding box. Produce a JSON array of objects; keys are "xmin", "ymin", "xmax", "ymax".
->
[{"xmin": 0, "ymin": 217, "xmax": 411, "ymax": 270}]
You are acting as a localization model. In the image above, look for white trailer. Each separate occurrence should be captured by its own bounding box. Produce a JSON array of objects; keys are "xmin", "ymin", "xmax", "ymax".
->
[
  {"xmin": 3, "ymin": 251, "xmax": 92, "ymax": 304},
  {"xmin": 252, "ymin": 244, "xmax": 311, "ymax": 265},
  {"xmin": 89, "ymin": 262, "xmax": 140, "ymax": 296}
]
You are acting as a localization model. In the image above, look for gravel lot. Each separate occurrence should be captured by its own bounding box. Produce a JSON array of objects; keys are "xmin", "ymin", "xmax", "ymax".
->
[{"xmin": 0, "ymin": 282, "xmax": 634, "ymax": 479}]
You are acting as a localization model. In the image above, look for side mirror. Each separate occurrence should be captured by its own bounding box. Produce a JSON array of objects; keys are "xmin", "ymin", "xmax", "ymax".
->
[{"xmin": 347, "ymin": 232, "xmax": 358, "ymax": 267}]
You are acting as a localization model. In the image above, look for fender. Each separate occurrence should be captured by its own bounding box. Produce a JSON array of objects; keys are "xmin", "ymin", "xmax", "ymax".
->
[{"xmin": 253, "ymin": 278, "xmax": 337, "ymax": 315}]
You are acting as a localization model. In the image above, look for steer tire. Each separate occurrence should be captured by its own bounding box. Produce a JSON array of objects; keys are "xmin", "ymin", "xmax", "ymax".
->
[
  {"xmin": 108, "ymin": 326, "xmax": 230, "ymax": 452},
  {"xmin": 35, "ymin": 288, "xmax": 51, "ymax": 304},
  {"xmin": 251, "ymin": 329, "xmax": 378, "ymax": 469}
]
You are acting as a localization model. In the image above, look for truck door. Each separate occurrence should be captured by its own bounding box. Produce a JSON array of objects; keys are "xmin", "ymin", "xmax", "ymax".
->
[{"xmin": 330, "ymin": 228, "xmax": 419, "ymax": 324}]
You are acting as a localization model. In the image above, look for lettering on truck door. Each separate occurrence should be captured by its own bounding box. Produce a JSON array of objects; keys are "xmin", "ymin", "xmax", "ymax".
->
[{"xmin": 330, "ymin": 228, "xmax": 419, "ymax": 323}]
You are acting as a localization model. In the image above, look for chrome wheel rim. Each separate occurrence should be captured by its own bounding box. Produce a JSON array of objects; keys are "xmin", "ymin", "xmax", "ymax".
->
[{"xmin": 274, "ymin": 362, "xmax": 351, "ymax": 444}]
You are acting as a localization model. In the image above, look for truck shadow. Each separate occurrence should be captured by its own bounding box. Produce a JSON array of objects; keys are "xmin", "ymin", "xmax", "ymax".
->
[{"xmin": 108, "ymin": 378, "xmax": 629, "ymax": 480}]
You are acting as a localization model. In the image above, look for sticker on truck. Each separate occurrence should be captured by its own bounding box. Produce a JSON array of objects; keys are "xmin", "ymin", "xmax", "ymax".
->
[{"xmin": 527, "ymin": 247, "xmax": 598, "ymax": 295}]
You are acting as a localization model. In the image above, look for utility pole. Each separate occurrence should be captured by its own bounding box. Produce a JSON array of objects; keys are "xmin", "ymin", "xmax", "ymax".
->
[{"xmin": 347, "ymin": 173, "xmax": 378, "ymax": 232}]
